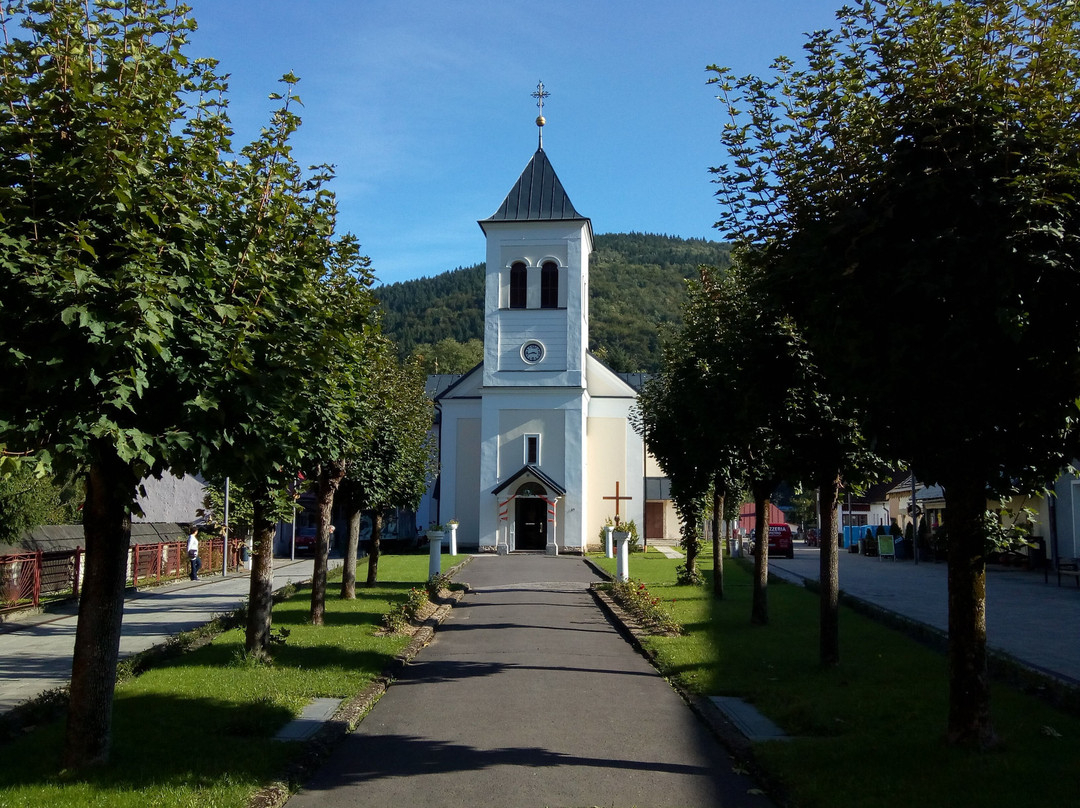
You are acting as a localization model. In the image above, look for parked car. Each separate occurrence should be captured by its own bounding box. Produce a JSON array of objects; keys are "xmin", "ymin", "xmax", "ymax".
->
[
  {"xmin": 768, "ymin": 524, "xmax": 795, "ymax": 559},
  {"xmin": 293, "ymin": 526, "xmax": 317, "ymax": 555}
]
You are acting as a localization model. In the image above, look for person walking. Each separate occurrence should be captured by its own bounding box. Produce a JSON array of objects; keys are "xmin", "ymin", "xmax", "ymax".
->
[{"xmin": 187, "ymin": 526, "xmax": 201, "ymax": 581}]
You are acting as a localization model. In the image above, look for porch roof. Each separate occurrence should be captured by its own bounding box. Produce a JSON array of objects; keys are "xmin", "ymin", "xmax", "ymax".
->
[{"xmin": 491, "ymin": 464, "xmax": 567, "ymax": 497}]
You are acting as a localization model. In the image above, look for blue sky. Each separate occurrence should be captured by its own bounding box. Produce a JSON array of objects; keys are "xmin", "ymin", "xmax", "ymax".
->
[{"xmin": 185, "ymin": 1, "xmax": 846, "ymax": 286}]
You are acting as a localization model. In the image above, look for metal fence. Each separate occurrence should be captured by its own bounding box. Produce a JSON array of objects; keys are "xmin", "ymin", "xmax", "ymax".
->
[
  {"xmin": 1, "ymin": 549, "xmax": 81, "ymax": 613},
  {"xmin": 1, "ymin": 537, "xmax": 246, "ymax": 614}
]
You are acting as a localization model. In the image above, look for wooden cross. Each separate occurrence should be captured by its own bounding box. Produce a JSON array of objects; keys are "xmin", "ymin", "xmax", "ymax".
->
[{"xmin": 603, "ymin": 481, "xmax": 633, "ymax": 527}]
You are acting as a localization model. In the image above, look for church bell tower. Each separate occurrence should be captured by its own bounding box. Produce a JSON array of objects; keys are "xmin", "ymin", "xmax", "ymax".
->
[{"xmin": 478, "ymin": 83, "xmax": 593, "ymax": 391}]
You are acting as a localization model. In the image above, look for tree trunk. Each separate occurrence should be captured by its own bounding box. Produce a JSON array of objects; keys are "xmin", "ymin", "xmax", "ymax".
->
[
  {"xmin": 751, "ymin": 485, "xmax": 770, "ymax": 625},
  {"xmin": 340, "ymin": 491, "xmax": 361, "ymax": 600},
  {"xmin": 818, "ymin": 471, "xmax": 842, "ymax": 667},
  {"xmin": 684, "ymin": 517, "xmax": 700, "ymax": 576},
  {"xmin": 365, "ymin": 509, "xmax": 383, "ymax": 585},
  {"xmin": 245, "ymin": 486, "xmax": 276, "ymax": 658},
  {"xmin": 310, "ymin": 460, "xmax": 345, "ymax": 625},
  {"xmin": 943, "ymin": 475, "xmax": 997, "ymax": 748},
  {"xmin": 712, "ymin": 486, "xmax": 724, "ymax": 599},
  {"xmin": 62, "ymin": 454, "xmax": 132, "ymax": 769}
]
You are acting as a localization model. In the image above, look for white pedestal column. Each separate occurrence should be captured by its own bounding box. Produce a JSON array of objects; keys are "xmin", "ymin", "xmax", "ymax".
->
[
  {"xmin": 427, "ymin": 531, "xmax": 443, "ymax": 577},
  {"xmin": 448, "ymin": 524, "xmax": 458, "ymax": 556},
  {"xmin": 604, "ymin": 526, "xmax": 614, "ymax": 559},
  {"xmin": 614, "ymin": 530, "xmax": 630, "ymax": 582}
]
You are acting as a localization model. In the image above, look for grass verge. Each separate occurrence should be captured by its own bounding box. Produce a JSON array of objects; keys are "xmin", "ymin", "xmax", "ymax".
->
[
  {"xmin": 0, "ymin": 553, "xmax": 465, "ymax": 808},
  {"xmin": 592, "ymin": 550, "xmax": 1080, "ymax": 808}
]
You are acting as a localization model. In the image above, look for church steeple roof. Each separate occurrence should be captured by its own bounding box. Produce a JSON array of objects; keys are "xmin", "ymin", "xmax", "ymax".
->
[{"xmin": 480, "ymin": 148, "xmax": 588, "ymax": 228}]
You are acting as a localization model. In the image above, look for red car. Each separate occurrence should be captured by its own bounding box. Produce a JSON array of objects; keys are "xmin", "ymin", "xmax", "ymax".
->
[
  {"xmin": 293, "ymin": 526, "xmax": 317, "ymax": 555},
  {"xmin": 768, "ymin": 524, "xmax": 795, "ymax": 559}
]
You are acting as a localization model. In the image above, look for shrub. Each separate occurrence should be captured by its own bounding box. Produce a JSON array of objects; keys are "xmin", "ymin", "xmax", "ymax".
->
[
  {"xmin": 675, "ymin": 563, "xmax": 704, "ymax": 586},
  {"xmin": 381, "ymin": 586, "xmax": 429, "ymax": 633},
  {"xmin": 426, "ymin": 572, "xmax": 452, "ymax": 600}
]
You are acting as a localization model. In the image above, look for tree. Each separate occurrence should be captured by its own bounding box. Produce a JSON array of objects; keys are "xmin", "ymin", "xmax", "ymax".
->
[
  {"xmin": 192, "ymin": 84, "xmax": 373, "ymax": 652},
  {"xmin": 635, "ymin": 370, "xmax": 715, "ymax": 586},
  {"xmin": 636, "ymin": 260, "xmax": 803, "ymax": 615},
  {"xmin": 337, "ymin": 338, "xmax": 436, "ymax": 594},
  {"xmin": 303, "ymin": 260, "xmax": 379, "ymax": 626},
  {"xmin": 709, "ymin": 0, "xmax": 1080, "ymax": 746},
  {"xmin": 0, "ymin": 1, "xmax": 363, "ymax": 766},
  {"xmin": 0, "ymin": 0, "xmax": 251, "ymax": 767},
  {"xmin": 0, "ymin": 466, "xmax": 82, "ymax": 544},
  {"xmin": 410, "ymin": 337, "xmax": 483, "ymax": 375}
]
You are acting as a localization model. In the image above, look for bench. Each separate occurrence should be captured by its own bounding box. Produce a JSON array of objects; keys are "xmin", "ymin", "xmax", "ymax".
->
[{"xmin": 1058, "ymin": 559, "xmax": 1080, "ymax": 588}]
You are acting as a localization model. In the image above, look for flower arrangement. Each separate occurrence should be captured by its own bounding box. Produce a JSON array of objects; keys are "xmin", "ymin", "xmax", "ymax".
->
[{"xmin": 608, "ymin": 578, "xmax": 682, "ymax": 635}]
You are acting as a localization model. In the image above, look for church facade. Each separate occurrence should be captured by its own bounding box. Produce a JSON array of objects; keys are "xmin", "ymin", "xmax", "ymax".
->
[{"xmin": 428, "ymin": 145, "xmax": 673, "ymax": 553}]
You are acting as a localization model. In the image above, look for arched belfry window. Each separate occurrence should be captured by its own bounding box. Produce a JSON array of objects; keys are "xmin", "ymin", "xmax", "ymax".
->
[
  {"xmin": 540, "ymin": 260, "xmax": 559, "ymax": 309},
  {"xmin": 509, "ymin": 261, "xmax": 527, "ymax": 309}
]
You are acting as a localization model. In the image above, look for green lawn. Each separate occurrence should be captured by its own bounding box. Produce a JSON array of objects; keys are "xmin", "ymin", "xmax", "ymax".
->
[
  {"xmin": 0, "ymin": 554, "xmax": 462, "ymax": 808},
  {"xmin": 593, "ymin": 550, "xmax": 1080, "ymax": 808}
]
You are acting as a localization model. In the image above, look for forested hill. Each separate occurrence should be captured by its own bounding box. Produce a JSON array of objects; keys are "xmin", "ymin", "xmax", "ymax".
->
[{"xmin": 373, "ymin": 233, "xmax": 732, "ymax": 373}]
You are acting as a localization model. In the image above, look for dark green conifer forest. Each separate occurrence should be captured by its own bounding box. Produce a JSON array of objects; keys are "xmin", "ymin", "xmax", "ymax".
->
[{"xmin": 374, "ymin": 233, "xmax": 731, "ymax": 373}]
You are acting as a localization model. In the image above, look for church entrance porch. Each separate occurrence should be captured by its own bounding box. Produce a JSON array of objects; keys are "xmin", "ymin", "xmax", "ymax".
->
[
  {"xmin": 493, "ymin": 468, "xmax": 564, "ymax": 555},
  {"xmin": 515, "ymin": 497, "xmax": 547, "ymax": 551}
]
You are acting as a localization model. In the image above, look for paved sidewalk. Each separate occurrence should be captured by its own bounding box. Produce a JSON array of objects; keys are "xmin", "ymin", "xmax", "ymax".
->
[
  {"xmin": 0, "ymin": 557, "xmax": 336, "ymax": 714},
  {"xmin": 284, "ymin": 554, "xmax": 772, "ymax": 808},
  {"xmin": 768, "ymin": 546, "xmax": 1080, "ymax": 685}
]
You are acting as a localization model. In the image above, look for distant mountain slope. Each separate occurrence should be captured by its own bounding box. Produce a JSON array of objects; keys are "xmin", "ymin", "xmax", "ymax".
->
[{"xmin": 373, "ymin": 233, "xmax": 731, "ymax": 373}]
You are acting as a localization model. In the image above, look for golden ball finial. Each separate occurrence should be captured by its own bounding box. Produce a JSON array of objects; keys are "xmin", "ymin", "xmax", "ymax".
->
[{"xmin": 536, "ymin": 115, "xmax": 546, "ymax": 127}]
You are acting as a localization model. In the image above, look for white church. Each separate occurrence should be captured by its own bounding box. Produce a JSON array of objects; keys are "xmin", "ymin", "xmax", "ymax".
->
[{"xmin": 426, "ymin": 110, "xmax": 676, "ymax": 554}]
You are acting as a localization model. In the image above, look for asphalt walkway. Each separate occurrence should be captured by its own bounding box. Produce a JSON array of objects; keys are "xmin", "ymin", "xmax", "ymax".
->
[
  {"xmin": 284, "ymin": 554, "xmax": 770, "ymax": 808},
  {"xmin": 0, "ymin": 557, "xmax": 332, "ymax": 714},
  {"xmin": 768, "ymin": 544, "xmax": 1080, "ymax": 685}
]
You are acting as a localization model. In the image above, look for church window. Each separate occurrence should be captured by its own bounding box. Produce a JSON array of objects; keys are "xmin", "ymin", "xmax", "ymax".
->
[
  {"xmin": 525, "ymin": 434, "xmax": 541, "ymax": 465},
  {"xmin": 509, "ymin": 261, "xmax": 527, "ymax": 309},
  {"xmin": 540, "ymin": 261, "xmax": 559, "ymax": 308},
  {"xmin": 517, "ymin": 482, "xmax": 547, "ymax": 497}
]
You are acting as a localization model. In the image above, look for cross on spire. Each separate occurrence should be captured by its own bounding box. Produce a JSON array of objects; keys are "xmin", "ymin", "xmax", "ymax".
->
[{"xmin": 531, "ymin": 80, "xmax": 549, "ymax": 149}]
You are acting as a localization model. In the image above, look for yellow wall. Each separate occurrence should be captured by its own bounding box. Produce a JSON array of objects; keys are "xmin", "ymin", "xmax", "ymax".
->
[{"xmin": 586, "ymin": 416, "xmax": 629, "ymax": 549}]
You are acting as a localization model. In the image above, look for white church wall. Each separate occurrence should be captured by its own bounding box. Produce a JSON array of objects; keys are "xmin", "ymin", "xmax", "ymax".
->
[
  {"xmin": 497, "ymin": 410, "xmax": 565, "ymax": 479},
  {"xmin": 498, "ymin": 310, "xmax": 568, "ymax": 371},
  {"xmin": 565, "ymin": 398, "xmax": 587, "ymax": 551},
  {"xmin": 435, "ymin": 390, "xmax": 481, "ymax": 547},
  {"xmin": 450, "ymin": 418, "xmax": 481, "ymax": 546},
  {"xmin": 483, "ymin": 221, "xmax": 589, "ymax": 390},
  {"xmin": 482, "ymin": 388, "xmax": 587, "ymax": 551}
]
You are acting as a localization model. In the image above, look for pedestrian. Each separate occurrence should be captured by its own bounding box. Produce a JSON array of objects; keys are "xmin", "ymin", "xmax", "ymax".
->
[{"xmin": 187, "ymin": 526, "xmax": 201, "ymax": 580}]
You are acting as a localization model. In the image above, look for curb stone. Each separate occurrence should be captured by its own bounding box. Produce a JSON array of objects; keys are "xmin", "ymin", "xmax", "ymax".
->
[{"xmin": 246, "ymin": 556, "xmax": 473, "ymax": 808}]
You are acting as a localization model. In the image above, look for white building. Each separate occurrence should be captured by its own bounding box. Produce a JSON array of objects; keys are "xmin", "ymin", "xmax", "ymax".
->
[{"xmin": 429, "ymin": 143, "xmax": 673, "ymax": 553}]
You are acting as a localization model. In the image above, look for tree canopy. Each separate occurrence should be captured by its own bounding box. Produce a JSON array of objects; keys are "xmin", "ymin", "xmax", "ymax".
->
[
  {"xmin": 0, "ymin": 0, "xmax": 374, "ymax": 766},
  {"xmin": 709, "ymin": 0, "xmax": 1080, "ymax": 747}
]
